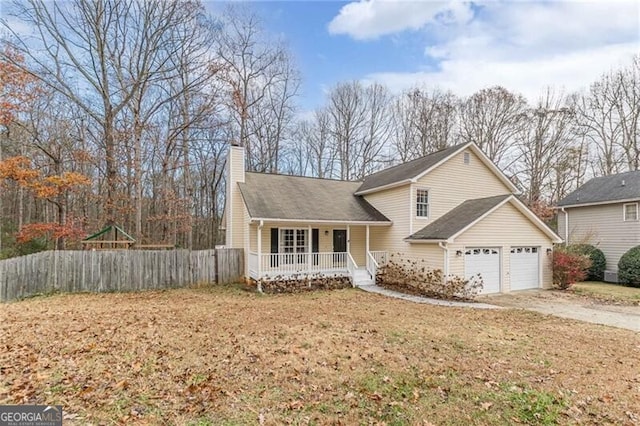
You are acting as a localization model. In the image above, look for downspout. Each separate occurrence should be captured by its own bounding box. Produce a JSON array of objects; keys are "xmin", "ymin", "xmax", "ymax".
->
[
  {"xmin": 560, "ymin": 207, "xmax": 568, "ymax": 245},
  {"xmin": 439, "ymin": 242, "xmax": 449, "ymax": 283}
]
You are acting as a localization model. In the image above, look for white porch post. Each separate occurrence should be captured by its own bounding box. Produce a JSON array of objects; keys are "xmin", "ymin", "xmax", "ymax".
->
[
  {"xmin": 257, "ymin": 221, "xmax": 263, "ymax": 279},
  {"xmin": 366, "ymin": 225, "xmax": 370, "ymax": 254},
  {"xmin": 308, "ymin": 224, "xmax": 312, "ymax": 273}
]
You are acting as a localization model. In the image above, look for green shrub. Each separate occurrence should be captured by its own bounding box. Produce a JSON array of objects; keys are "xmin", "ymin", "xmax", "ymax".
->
[
  {"xmin": 618, "ymin": 246, "xmax": 640, "ymax": 288},
  {"xmin": 567, "ymin": 244, "xmax": 606, "ymax": 281}
]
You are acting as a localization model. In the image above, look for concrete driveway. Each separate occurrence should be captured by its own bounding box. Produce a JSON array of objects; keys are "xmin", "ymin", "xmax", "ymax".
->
[{"xmin": 479, "ymin": 290, "xmax": 640, "ymax": 332}]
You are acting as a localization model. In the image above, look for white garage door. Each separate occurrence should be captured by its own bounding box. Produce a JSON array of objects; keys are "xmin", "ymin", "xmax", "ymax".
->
[
  {"xmin": 465, "ymin": 248, "xmax": 500, "ymax": 294},
  {"xmin": 510, "ymin": 247, "xmax": 540, "ymax": 291}
]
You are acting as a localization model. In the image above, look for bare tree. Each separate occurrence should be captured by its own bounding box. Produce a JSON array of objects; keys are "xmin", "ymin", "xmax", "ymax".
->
[
  {"xmin": 458, "ymin": 86, "xmax": 527, "ymax": 167},
  {"xmin": 215, "ymin": 6, "xmax": 298, "ymax": 172},
  {"xmin": 325, "ymin": 81, "xmax": 391, "ymax": 180},
  {"xmin": 515, "ymin": 89, "xmax": 576, "ymax": 204},
  {"xmin": 391, "ymin": 87, "xmax": 459, "ymax": 161},
  {"xmin": 4, "ymin": 0, "xmax": 202, "ymax": 225}
]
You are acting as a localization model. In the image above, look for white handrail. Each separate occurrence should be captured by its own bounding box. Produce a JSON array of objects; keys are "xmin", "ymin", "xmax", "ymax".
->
[
  {"xmin": 347, "ymin": 253, "xmax": 358, "ymax": 287},
  {"xmin": 366, "ymin": 251, "xmax": 379, "ymax": 281}
]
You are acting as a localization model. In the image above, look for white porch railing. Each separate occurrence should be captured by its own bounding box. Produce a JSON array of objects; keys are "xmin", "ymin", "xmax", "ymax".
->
[
  {"xmin": 347, "ymin": 253, "xmax": 358, "ymax": 287},
  {"xmin": 370, "ymin": 250, "xmax": 388, "ymax": 267},
  {"xmin": 253, "ymin": 252, "xmax": 350, "ymax": 279},
  {"xmin": 248, "ymin": 251, "xmax": 259, "ymax": 278},
  {"xmin": 366, "ymin": 251, "xmax": 379, "ymax": 281}
]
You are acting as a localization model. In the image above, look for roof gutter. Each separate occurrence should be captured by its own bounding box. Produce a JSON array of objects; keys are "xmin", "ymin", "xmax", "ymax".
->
[
  {"xmin": 555, "ymin": 197, "xmax": 640, "ymax": 209},
  {"xmin": 249, "ymin": 218, "xmax": 392, "ymax": 226},
  {"xmin": 404, "ymin": 238, "xmax": 449, "ymax": 243},
  {"xmin": 354, "ymin": 179, "xmax": 412, "ymax": 196}
]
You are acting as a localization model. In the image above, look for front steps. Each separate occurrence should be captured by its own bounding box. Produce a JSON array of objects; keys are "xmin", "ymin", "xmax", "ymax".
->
[{"xmin": 353, "ymin": 267, "xmax": 374, "ymax": 287}]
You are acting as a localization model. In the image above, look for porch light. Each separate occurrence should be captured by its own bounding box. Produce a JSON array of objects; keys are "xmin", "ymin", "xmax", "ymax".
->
[
  {"xmin": 324, "ymin": 230, "xmax": 329, "ymax": 236},
  {"xmin": 546, "ymin": 248, "xmax": 553, "ymax": 254},
  {"xmin": 456, "ymin": 250, "xmax": 463, "ymax": 256}
]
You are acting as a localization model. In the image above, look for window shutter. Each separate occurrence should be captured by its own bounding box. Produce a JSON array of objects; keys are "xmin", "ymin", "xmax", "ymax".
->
[
  {"xmin": 270, "ymin": 228, "xmax": 279, "ymax": 267},
  {"xmin": 270, "ymin": 228, "xmax": 279, "ymax": 253},
  {"xmin": 312, "ymin": 228, "xmax": 319, "ymax": 266},
  {"xmin": 312, "ymin": 229, "xmax": 319, "ymax": 253}
]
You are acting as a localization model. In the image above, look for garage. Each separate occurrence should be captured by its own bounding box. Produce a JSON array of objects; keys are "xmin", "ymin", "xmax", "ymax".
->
[
  {"xmin": 510, "ymin": 247, "xmax": 540, "ymax": 291},
  {"xmin": 465, "ymin": 248, "xmax": 501, "ymax": 294}
]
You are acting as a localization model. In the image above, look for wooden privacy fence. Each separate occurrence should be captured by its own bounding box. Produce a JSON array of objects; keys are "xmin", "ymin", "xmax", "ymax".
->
[{"xmin": 0, "ymin": 248, "xmax": 243, "ymax": 302}]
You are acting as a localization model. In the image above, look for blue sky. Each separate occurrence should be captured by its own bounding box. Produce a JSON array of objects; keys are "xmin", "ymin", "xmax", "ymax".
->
[{"xmin": 210, "ymin": 0, "xmax": 640, "ymax": 111}]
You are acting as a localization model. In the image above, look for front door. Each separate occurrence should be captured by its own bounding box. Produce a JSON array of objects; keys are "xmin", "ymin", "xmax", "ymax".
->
[{"xmin": 333, "ymin": 229, "xmax": 347, "ymax": 266}]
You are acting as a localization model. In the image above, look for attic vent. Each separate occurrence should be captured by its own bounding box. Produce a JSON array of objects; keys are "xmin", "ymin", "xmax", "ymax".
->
[{"xmin": 463, "ymin": 152, "xmax": 470, "ymax": 164}]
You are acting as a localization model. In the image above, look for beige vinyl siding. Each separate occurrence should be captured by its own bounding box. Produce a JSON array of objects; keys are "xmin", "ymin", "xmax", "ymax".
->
[
  {"xmin": 365, "ymin": 185, "xmax": 411, "ymax": 253},
  {"xmin": 561, "ymin": 203, "xmax": 640, "ymax": 272},
  {"xmin": 349, "ymin": 227, "xmax": 366, "ymax": 266},
  {"xmin": 228, "ymin": 146, "xmax": 246, "ymax": 249},
  {"xmin": 448, "ymin": 202, "xmax": 553, "ymax": 291},
  {"xmin": 397, "ymin": 244, "xmax": 445, "ymax": 271},
  {"xmin": 414, "ymin": 150, "xmax": 512, "ymax": 225}
]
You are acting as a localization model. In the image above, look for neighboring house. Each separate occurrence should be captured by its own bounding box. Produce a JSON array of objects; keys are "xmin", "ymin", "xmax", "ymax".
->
[
  {"xmin": 557, "ymin": 171, "xmax": 640, "ymax": 281},
  {"xmin": 224, "ymin": 142, "xmax": 561, "ymax": 294}
]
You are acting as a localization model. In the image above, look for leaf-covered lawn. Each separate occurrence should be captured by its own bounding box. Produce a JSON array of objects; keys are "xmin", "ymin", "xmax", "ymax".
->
[
  {"xmin": 1, "ymin": 286, "xmax": 639, "ymax": 425},
  {"xmin": 572, "ymin": 281, "xmax": 640, "ymax": 305}
]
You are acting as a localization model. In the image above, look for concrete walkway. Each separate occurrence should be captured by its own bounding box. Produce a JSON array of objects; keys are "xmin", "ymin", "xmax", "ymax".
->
[
  {"xmin": 358, "ymin": 284, "xmax": 502, "ymax": 310},
  {"xmin": 359, "ymin": 285, "xmax": 640, "ymax": 332},
  {"xmin": 481, "ymin": 291, "xmax": 640, "ymax": 332}
]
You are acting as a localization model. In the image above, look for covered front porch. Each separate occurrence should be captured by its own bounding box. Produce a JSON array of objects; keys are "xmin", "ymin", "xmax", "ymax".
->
[{"xmin": 247, "ymin": 221, "xmax": 388, "ymax": 285}]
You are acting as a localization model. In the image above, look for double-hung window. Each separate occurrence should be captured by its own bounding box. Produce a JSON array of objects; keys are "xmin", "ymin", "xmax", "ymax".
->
[
  {"xmin": 416, "ymin": 189, "xmax": 429, "ymax": 218},
  {"xmin": 624, "ymin": 203, "xmax": 638, "ymax": 221},
  {"xmin": 280, "ymin": 229, "xmax": 308, "ymax": 263}
]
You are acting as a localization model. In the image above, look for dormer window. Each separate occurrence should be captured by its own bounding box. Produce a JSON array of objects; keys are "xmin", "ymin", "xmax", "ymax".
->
[
  {"xmin": 624, "ymin": 203, "xmax": 638, "ymax": 221},
  {"xmin": 416, "ymin": 189, "xmax": 429, "ymax": 218}
]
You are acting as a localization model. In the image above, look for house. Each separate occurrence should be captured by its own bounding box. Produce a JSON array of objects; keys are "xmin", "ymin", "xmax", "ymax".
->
[
  {"xmin": 224, "ymin": 142, "xmax": 561, "ymax": 294},
  {"xmin": 557, "ymin": 171, "xmax": 640, "ymax": 282}
]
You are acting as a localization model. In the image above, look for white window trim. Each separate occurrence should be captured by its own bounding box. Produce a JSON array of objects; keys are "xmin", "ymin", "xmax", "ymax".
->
[
  {"xmin": 279, "ymin": 228, "xmax": 309, "ymax": 253},
  {"xmin": 623, "ymin": 203, "xmax": 638, "ymax": 222},
  {"xmin": 416, "ymin": 188, "xmax": 430, "ymax": 218}
]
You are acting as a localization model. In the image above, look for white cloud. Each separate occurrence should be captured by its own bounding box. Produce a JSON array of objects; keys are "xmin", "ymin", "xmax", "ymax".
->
[
  {"xmin": 366, "ymin": 42, "xmax": 639, "ymax": 101},
  {"xmin": 333, "ymin": 0, "xmax": 640, "ymax": 101},
  {"xmin": 328, "ymin": 0, "xmax": 472, "ymax": 40}
]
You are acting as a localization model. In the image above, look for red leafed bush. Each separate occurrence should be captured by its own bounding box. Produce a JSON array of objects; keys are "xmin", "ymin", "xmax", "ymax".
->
[{"xmin": 552, "ymin": 249, "xmax": 592, "ymax": 290}]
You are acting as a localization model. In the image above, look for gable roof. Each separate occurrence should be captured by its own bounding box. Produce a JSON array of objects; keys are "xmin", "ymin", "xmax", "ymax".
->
[
  {"xmin": 356, "ymin": 143, "xmax": 468, "ymax": 194},
  {"xmin": 238, "ymin": 172, "xmax": 390, "ymax": 223},
  {"xmin": 355, "ymin": 142, "xmax": 518, "ymax": 195},
  {"xmin": 83, "ymin": 224, "xmax": 135, "ymax": 242},
  {"xmin": 557, "ymin": 171, "xmax": 640, "ymax": 207},
  {"xmin": 407, "ymin": 194, "xmax": 562, "ymax": 243},
  {"xmin": 407, "ymin": 195, "xmax": 510, "ymax": 241}
]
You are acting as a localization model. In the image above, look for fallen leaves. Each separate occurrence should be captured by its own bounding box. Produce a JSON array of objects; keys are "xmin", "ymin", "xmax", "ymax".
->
[{"xmin": 0, "ymin": 287, "xmax": 638, "ymax": 425}]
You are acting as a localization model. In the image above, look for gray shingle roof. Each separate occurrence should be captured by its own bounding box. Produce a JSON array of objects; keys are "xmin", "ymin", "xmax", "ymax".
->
[
  {"xmin": 557, "ymin": 171, "xmax": 640, "ymax": 207},
  {"xmin": 407, "ymin": 194, "xmax": 511, "ymax": 240},
  {"xmin": 356, "ymin": 143, "xmax": 469, "ymax": 193},
  {"xmin": 238, "ymin": 172, "xmax": 390, "ymax": 222}
]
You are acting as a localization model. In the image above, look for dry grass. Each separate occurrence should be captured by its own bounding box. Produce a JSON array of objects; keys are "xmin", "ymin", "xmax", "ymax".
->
[
  {"xmin": 1, "ymin": 285, "xmax": 639, "ymax": 425},
  {"xmin": 572, "ymin": 281, "xmax": 640, "ymax": 305}
]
